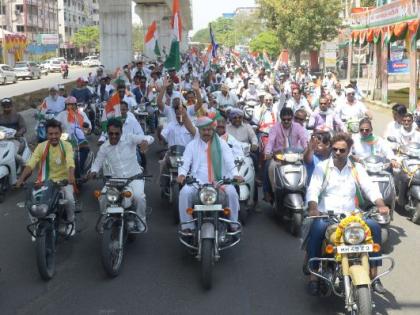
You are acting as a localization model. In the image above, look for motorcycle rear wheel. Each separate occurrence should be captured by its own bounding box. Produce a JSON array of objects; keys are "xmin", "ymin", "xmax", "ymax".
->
[
  {"xmin": 201, "ymin": 239, "xmax": 214, "ymax": 290},
  {"xmin": 36, "ymin": 225, "xmax": 56, "ymax": 280},
  {"xmin": 352, "ymin": 285, "xmax": 372, "ymax": 315},
  {"xmin": 411, "ymin": 203, "xmax": 420, "ymax": 225},
  {"xmin": 101, "ymin": 219, "xmax": 124, "ymax": 277}
]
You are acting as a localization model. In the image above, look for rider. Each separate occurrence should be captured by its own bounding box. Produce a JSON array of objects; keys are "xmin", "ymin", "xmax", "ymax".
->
[
  {"xmin": 70, "ymin": 77, "xmax": 92, "ymax": 104},
  {"xmin": 383, "ymin": 104, "xmax": 407, "ymax": 140},
  {"xmin": 89, "ymin": 119, "xmax": 154, "ymax": 232},
  {"xmin": 40, "ymin": 86, "xmax": 66, "ymax": 114},
  {"xmin": 286, "ymin": 87, "xmax": 313, "ymax": 115},
  {"xmin": 215, "ymin": 116, "xmax": 245, "ymax": 157},
  {"xmin": 335, "ymin": 87, "xmax": 372, "ymax": 122},
  {"xmin": 16, "ymin": 119, "xmax": 76, "ymax": 235},
  {"xmin": 96, "ymin": 77, "xmax": 110, "ymax": 102},
  {"xmin": 56, "ymin": 96, "xmax": 92, "ymax": 180},
  {"xmin": 395, "ymin": 112, "xmax": 420, "ymax": 145},
  {"xmin": 306, "ymin": 132, "xmax": 389, "ymax": 295},
  {"xmin": 177, "ymin": 116, "xmax": 243, "ymax": 231},
  {"xmin": 307, "ymin": 96, "xmax": 344, "ymax": 132},
  {"xmin": 214, "ymin": 84, "xmax": 238, "ymax": 110},
  {"xmin": 304, "ymin": 129, "xmax": 332, "ymax": 184}
]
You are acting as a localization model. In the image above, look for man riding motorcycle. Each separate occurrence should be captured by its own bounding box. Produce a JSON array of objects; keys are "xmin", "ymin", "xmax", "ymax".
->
[
  {"xmin": 89, "ymin": 119, "xmax": 154, "ymax": 232},
  {"xmin": 16, "ymin": 119, "xmax": 76, "ymax": 235},
  {"xmin": 40, "ymin": 86, "xmax": 66, "ymax": 114},
  {"xmin": 307, "ymin": 97, "xmax": 344, "ymax": 132},
  {"xmin": 70, "ymin": 77, "xmax": 92, "ymax": 104},
  {"xmin": 305, "ymin": 132, "xmax": 389, "ymax": 295}
]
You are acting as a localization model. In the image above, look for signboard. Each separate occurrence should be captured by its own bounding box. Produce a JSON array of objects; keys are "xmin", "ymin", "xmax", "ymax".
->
[
  {"xmin": 324, "ymin": 51, "xmax": 337, "ymax": 67},
  {"xmin": 387, "ymin": 59, "xmax": 409, "ymax": 74},
  {"xmin": 36, "ymin": 34, "xmax": 59, "ymax": 45},
  {"xmin": 390, "ymin": 47, "xmax": 404, "ymax": 61}
]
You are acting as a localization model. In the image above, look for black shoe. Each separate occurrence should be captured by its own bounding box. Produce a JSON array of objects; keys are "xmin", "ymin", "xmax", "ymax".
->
[
  {"xmin": 307, "ymin": 280, "xmax": 319, "ymax": 296},
  {"xmin": 372, "ymin": 279, "xmax": 386, "ymax": 294}
]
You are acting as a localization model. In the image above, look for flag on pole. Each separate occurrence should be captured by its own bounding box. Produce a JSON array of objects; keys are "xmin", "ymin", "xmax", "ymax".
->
[
  {"xmin": 262, "ymin": 50, "xmax": 272, "ymax": 69},
  {"xmin": 164, "ymin": 0, "xmax": 182, "ymax": 70},
  {"xmin": 144, "ymin": 21, "xmax": 161, "ymax": 57},
  {"xmin": 209, "ymin": 23, "xmax": 218, "ymax": 58}
]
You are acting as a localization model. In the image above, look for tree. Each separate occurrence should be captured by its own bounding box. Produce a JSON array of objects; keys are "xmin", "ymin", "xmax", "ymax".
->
[
  {"xmin": 258, "ymin": 0, "xmax": 342, "ymax": 66},
  {"xmin": 132, "ymin": 23, "xmax": 144, "ymax": 53},
  {"xmin": 72, "ymin": 26, "xmax": 100, "ymax": 51},
  {"xmin": 249, "ymin": 31, "xmax": 281, "ymax": 58},
  {"xmin": 192, "ymin": 28, "xmax": 210, "ymax": 44},
  {"xmin": 233, "ymin": 11, "xmax": 265, "ymax": 45}
]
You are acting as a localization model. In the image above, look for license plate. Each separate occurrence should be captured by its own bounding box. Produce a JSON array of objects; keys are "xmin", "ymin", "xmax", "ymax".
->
[
  {"xmin": 194, "ymin": 204, "xmax": 223, "ymax": 211},
  {"xmin": 107, "ymin": 207, "xmax": 124, "ymax": 214},
  {"xmin": 337, "ymin": 244, "xmax": 373, "ymax": 254}
]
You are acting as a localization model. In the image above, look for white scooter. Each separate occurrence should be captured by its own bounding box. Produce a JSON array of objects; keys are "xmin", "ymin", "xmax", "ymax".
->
[
  {"xmin": 234, "ymin": 143, "xmax": 255, "ymax": 225},
  {"xmin": 0, "ymin": 126, "xmax": 31, "ymax": 201}
]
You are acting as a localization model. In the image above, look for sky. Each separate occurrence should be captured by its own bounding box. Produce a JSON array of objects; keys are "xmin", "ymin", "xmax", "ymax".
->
[{"xmin": 132, "ymin": 0, "xmax": 256, "ymax": 34}]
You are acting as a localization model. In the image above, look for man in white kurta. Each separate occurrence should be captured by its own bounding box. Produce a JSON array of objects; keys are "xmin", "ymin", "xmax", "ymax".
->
[{"xmin": 177, "ymin": 117, "xmax": 242, "ymax": 230}]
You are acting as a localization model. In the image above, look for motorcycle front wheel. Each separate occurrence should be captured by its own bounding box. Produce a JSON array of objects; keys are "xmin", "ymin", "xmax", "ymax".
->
[
  {"xmin": 201, "ymin": 238, "xmax": 214, "ymax": 290},
  {"xmin": 352, "ymin": 285, "xmax": 372, "ymax": 315},
  {"xmin": 36, "ymin": 224, "xmax": 56, "ymax": 280},
  {"xmin": 172, "ymin": 183, "xmax": 180, "ymax": 224},
  {"xmin": 101, "ymin": 218, "xmax": 124, "ymax": 277},
  {"xmin": 290, "ymin": 213, "xmax": 303, "ymax": 237}
]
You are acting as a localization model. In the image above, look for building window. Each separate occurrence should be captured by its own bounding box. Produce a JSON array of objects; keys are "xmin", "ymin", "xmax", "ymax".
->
[
  {"xmin": 0, "ymin": 5, "xmax": 5, "ymax": 15},
  {"xmin": 15, "ymin": 4, "xmax": 24, "ymax": 14},
  {"xmin": 16, "ymin": 25, "xmax": 25, "ymax": 32}
]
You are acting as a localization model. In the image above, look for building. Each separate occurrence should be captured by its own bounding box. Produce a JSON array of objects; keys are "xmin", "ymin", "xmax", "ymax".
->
[
  {"xmin": 58, "ymin": 0, "xmax": 100, "ymax": 59},
  {"xmin": 0, "ymin": 0, "xmax": 59, "ymax": 42}
]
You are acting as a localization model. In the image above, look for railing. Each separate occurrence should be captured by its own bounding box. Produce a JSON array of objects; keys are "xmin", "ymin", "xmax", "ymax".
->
[{"xmin": 351, "ymin": 0, "xmax": 420, "ymax": 29}]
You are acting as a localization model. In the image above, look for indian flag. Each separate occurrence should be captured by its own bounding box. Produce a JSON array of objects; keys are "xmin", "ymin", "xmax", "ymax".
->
[
  {"xmin": 144, "ymin": 21, "xmax": 161, "ymax": 57},
  {"xmin": 164, "ymin": 0, "xmax": 182, "ymax": 71},
  {"xmin": 101, "ymin": 93, "xmax": 122, "ymax": 131}
]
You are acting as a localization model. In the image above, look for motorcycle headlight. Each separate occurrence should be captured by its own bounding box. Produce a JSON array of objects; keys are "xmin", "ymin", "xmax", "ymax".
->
[
  {"xmin": 199, "ymin": 187, "xmax": 218, "ymax": 205},
  {"xmin": 343, "ymin": 223, "xmax": 366, "ymax": 245},
  {"xmin": 30, "ymin": 204, "xmax": 49, "ymax": 218},
  {"xmin": 106, "ymin": 188, "xmax": 120, "ymax": 203}
]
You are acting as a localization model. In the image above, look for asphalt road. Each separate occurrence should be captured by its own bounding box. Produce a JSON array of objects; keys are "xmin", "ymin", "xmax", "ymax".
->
[
  {"xmin": 0, "ymin": 106, "xmax": 419, "ymax": 315},
  {"xmin": 0, "ymin": 67, "xmax": 94, "ymax": 99}
]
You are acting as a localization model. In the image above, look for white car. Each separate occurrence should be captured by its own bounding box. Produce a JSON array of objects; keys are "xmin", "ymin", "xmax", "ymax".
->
[
  {"xmin": 81, "ymin": 56, "xmax": 101, "ymax": 67},
  {"xmin": 0, "ymin": 64, "xmax": 17, "ymax": 85},
  {"xmin": 45, "ymin": 59, "xmax": 62, "ymax": 73}
]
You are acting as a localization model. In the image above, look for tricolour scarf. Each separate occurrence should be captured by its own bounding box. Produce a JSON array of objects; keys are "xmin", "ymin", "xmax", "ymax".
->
[{"xmin": 37, "ymin": 140, "xmax": 66, "ymax": 183}]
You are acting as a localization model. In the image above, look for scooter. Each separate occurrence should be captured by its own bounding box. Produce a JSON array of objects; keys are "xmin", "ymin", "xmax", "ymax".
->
[
  {"xmin": 35, "ymin": 110, "xmax": 59, "ymax": 143},
  {"xmin": 0, "ymin": 126, "xmax": 31, "ymax": 202},
  {"xmin": 234, "ymin": 143, "xmax": 255, "ymax": 225},
  {"xmin": 272, "ymin": 148, "xmax": 306, "ymax": 237},
  {"xmin": 360, "ymin": 155, "xmax": 395, "ymax": 245}
]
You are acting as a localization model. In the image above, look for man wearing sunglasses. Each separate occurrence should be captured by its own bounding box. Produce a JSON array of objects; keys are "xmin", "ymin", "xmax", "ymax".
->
[{"xmin": 305, "ymin": 132, "xmax": 389, "ymax": 295}]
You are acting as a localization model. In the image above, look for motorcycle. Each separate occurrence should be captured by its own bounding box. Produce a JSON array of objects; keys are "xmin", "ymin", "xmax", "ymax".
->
[
  {"xmin": 388, "ymin": 139, "xmax": 420, "ymax": 224},
  {"xmin": 161, "ymin": 145, "xmax": 184, "ymax": 224},
  {"xmin": 272, "ymin": 148, "xmax": 306, "ymax": 236},
  {"xmin": 94, "ymin": 175, "xmax": 149, "ymax": 277},
  {"xmin": 360, "ymin": 156, "xmax": 395, "ymax": 245},
  {"xmin": 93, "ymin": 99, "xmax": 106, "ymax": 136},
  {"xmin": 35, "ymin": 110, "xmax": 58, "ymax": 143},
  {"xmin": 308, "ymin": 211, "xmax": 394, "ymax": 315},
  {"xmin": 133, "ymin": 102, "xmax": 150, "ymax": 135},
  {"xmin": 178, "ymin": 176, "xmax": 242, "ymax": 289},
  {"xmin": 342, "ymin": 116, "xmax": 360, "ymax": 135},
  {"xmin": 234, "ymin": 143, "xmax": 255, "ymax": 225},
  {"xmin": 0, "ymin": 126, "xmax": 31, "ymax": 202},
  {"xmin": 19, "ymin": 180, "xmax": 74, "ymax": 280},
  {"xmin": 242, "ymin": 100, "xmax": 259, "ymax": 121},
  {"xmin": 61, "ymin": 68, "xmax": 69, "ymax": 79}
]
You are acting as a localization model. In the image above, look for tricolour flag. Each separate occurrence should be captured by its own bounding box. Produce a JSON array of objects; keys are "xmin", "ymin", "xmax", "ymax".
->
[
  {"xmin": 144, "ymin": 21, "xmax": 161, "ymax": 57},
  {"xmin": 209, "ymin": 23, "xmax": 218, "ymax": 58},
  {"xmin": 164, "ymin": 0, "xmax": 182, "ymax": 71}
]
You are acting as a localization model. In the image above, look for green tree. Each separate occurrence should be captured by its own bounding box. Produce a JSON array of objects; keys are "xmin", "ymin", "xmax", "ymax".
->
[
  {"xmin": 233, "ymin": 11, "xmax": 265, "ymax": 45},
  {"xmin": 72, "ymin": 26, "xmax": 100, "ymax": 50},
  {"xmin": 132, "ymin": 23, "xmax": 144, "ymax": 53},
  {"xmin": 258, "ymin": 0, "xmax": 342, "ymax": 66},
  {"xmin": 249, "ymin": 31, "xmax": 281, "ymax": 58},
  {"xmin": 192, "ymin": 28, "xmax": 210, "ymax": 44}
]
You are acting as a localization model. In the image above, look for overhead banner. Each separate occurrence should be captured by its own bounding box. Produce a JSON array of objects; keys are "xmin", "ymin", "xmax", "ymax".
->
[
  {"xmin": 387, "ymin": 59, "xmax": 409, "ymax": 74},
  {"xmin": 36, "ymin": 34, "xmax": 59, "ymax": 45}
]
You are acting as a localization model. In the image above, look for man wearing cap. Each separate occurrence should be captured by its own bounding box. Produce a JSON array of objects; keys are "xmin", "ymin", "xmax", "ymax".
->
[
  {"xmin": 214, "ymin": 84, "xmax": 238, "ymax": 110},
  {"xmin": 177, "ymin": 115, "xmax": 243, "ymax": 231},
  {"xmin": 335, "ymin": 87, "xmax": 372, "ymax": 122},
  {"xmin": 70, "ymin": 77, "xmax": 92, "ymax": 104},
  {"xmin": 0, "ymin": 98, "xmax": 27, "ymax": 164},
  {"xmin": 41, "ymin": 86, "xmax": 66, "ymax": 114}
]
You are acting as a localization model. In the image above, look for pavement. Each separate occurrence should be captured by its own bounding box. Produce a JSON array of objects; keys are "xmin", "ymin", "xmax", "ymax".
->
[{"xmin": 0, "ymin": 103, "xmax": 420, "ymax": 315}]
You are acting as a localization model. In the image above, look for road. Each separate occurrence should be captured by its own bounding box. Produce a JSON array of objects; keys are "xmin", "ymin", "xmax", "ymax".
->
[
  {"xmin": 0, "ymin": 66, "xmax": 94, "ymax": 99},
  {"xmin": 0, "ymin": 105, "xmax": 419, "ymax": 315}
]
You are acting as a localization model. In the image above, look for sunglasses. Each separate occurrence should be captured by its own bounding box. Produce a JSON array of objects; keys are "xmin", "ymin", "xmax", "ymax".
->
[
  {"xmin": 108, "ymin": 132, "xmax": 121, "ymax": 136},
  {"xmin": 359, "ymin": 128, "xmax": 370, "ymax": 132},
  {"xmin": 332, "ymin": 147, "xmax": 346, "ymax": 153}
]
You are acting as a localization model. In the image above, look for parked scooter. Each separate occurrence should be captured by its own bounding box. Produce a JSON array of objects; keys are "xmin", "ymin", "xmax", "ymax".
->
[
  {"xmin": 308, "ymin": 210, "xmax": 394, "ymax": 315},
  {"xmin": 178, "ymin": 176, "xmax": 242, "ymax": 289},
  {"xmin": 360, "ymin": 155, "xmax": 395, "ymax": 245},
  {"xmin": 0, "ymin": 126, "xmax": 31, "ymax": 202},
  {"xmin": 234, "ymin": 143, "xmax": 255, "ymax": 225},
  {"xmin": 272, "ymin": 148, "xmax": 306, "ymax": 236},
  {"xmin": 94, "ymin": 175, "xmax": 149, "ymax": 277}
]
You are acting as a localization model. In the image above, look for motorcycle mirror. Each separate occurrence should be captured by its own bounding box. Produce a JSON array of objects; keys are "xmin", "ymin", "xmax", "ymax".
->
[
  {"xmin": 16, "ymin": 201, "xmax": 25, "ymax": 208},
  {"xmin": 387, "ymin": 136, "xmax": 397, "ymax": 143}
]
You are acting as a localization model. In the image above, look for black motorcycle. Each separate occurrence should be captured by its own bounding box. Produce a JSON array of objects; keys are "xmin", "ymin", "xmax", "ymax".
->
[{"xmin": 20, "ymin": 180, "xmax": 73, "ymax": 280}]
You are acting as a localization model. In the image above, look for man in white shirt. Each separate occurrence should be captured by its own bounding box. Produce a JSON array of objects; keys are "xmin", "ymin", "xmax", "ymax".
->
[
  {"xmin": 383, "ymin": 104, "xmax": 407, "ymax": 140},
  {"xmin": 41, "ymin": 86, "xmax": 66, "ymax": 114},
  {"xmin": 336, "ymin": 88, "xmax": 372, "ymax": 122},
  {"xmin": 396, "ymin": 112, "xmax": 420, "ymax": 145},
  {"xmin": 213, "ymin": 84, "xmax": 238, "ymax": 110},
  {"xmin": 286, "ymin": 87, "xmax": 313, "ymax": 115},
  {"xmin": 157, "ymin": 78, "xmax": 192, "ymax": 123},
  {"xmin": 177, "ymin": 116, "xmax": 243, "ymax": 231},
  {"xmin": 305, "ymin": 132, "xmax": 389, "ymax": 295},
  {"xmin": 89, "ymin": 119, "xmax": 154, "ymax": 232}
]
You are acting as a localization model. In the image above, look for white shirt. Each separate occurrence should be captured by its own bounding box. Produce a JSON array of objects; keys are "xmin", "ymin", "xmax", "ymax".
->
[
  {"xmin": 122, "ymin": 95, "xmax": 138, "ymax": 110},
  {"xmin": 56, "ymin": 110, "xmax": 91, "ymax": 142},
  {"xmin": 160, "ymin": 104, "xmax": 195, "ymax": 124},
  {"xmin": 286, "ymin": 97, "xmax": 313, "ymax": 114},
  {"xmin": 214, "ymin": 91, "xmax": 238, "ymax": 109},
  {"xmin": 396, "ymin": 127, "xmax": 420, "ymax": 145},
  {"xmin": 306, "ymin": 158, "xmax": 382, "ymax": 215},
  {"xmin": 220, "ymin": 133, "xmax": 245, "ymax": 157},
  {"xmin": 336, "ymin": 100, "xmax": 367, "ymax": 121},
  {"xmin": 179, "ymin": 136, "xmax": 239, "ymax": 184},
  {"xmin": 352, "ymin": 133, "xmax": 395, "ymax": 159},
  {"xmin": 91, "ymin": 134, "xmax": 154, "ymax": 177},
  {"xmin": 161, "ymin": 121, "xmax": 194, "ymax": 147},
  {"xmin": 44, "ymin": 96, "xmax": 66, "ymax": 113},
  {"xmin": 383, "ymin": 121, "xmax": 401, "ymax": 139},
  {"xmin": 99, "ymin": 112, "xmax": 143, "ymax": 142}
]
